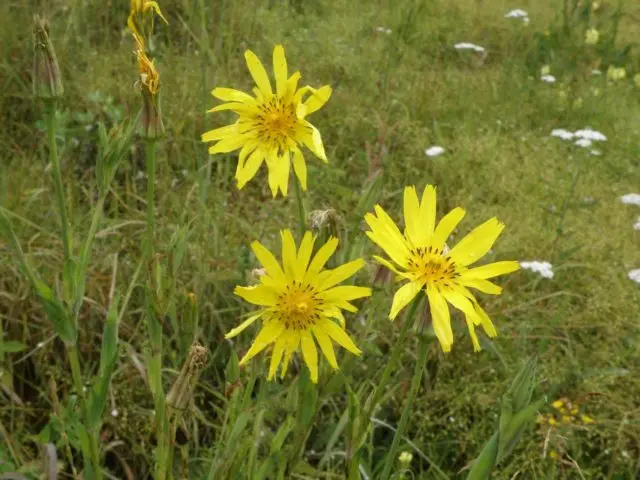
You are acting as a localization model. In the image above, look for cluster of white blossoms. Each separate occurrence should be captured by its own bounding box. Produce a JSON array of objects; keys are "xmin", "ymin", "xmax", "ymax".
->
[
  {"xmin": 520, "ymin": 261, "xmax": 554, "ymax": 279},
  {"xmin": 505, "ymin": 9, "xmax": 530, "ymax": 24},
  {"xmin": 540, "ymin": 74, "xmax": 556, "ymax": 83},
  {"xmin": 454, "ymin": 42, "xmax": 485, "ymax": 53},
  {"xmin": 620, "ymin": 193, "xmax": 640, "ymax": 206},
  {"xmin": 551, "ymin": 127, "xmax": 607, "ymax": 152},
  {"xmin": 425, "ymin": 145, "xmax": 445, "ymax": 157},
  {"xmin": 628, "ymin": 269, "xmax": 640, "ymax": 285}
]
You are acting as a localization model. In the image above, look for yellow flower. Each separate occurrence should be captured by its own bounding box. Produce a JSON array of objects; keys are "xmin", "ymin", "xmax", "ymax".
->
[
  {"xmin": 607, "ymin": 66, "xmax": 626, "ymax": 81},
  {"xmin": 540, "ymin": 64, "xmax": 551, "ymax": 76},
  {"xmin": 127, "ymin": 0, "xmax": 168, "ymax": 40},
  {"xmin": 227, "ymin": 230, "xmax": 371, "ymax": 383},
  {"xmin": 581, "ymin": 414, "xmax": 596, "ymax": 424},
  {"xmin": 135, "ymin": 36, "xmax": 159, "ymax": 95},
  {"xmin": 364, "ymin": 185, "xmax": 519, "ymax": 352},
  {"xmin": 552, "ymin": 399, "xmax": 564, "ymax": 409},
  {"xmin": 201, "ymin": 45, "xmax": 332, "ymax": 197},
  {"xmin": 585, "ymin": 28, "xmax": 599, "ymax": 45}
]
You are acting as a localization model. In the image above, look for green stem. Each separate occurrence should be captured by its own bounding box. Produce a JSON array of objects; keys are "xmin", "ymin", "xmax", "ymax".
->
[
  {"xmin": 379, "ymin": 333, "xmax": 430, "ymax": 480},
  {"xmin": 46, "ymin": 101, "xmax": 72, "ymax": 261},
  {"xmin": 293, "ymin": 177, "xmax": 306, "ymax": 235},
  {"xmin": 145, "ymin": 139, "xmax": 157, "ymax": 261}
]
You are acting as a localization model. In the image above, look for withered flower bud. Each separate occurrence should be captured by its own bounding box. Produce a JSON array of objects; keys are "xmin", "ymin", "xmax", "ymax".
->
[
  {"xmin": 33, "ymin": 15, "xmax": 64, "ymax": 99},
  {"xmin": 166, "ymin": 343, "xmax": 208, "ymax": 411},
  {"xmin": 135, "ymin": 35, "xmax": 165, "ymax": 139},
  {"xmin": 309, "ymin": 208, "xmax": 343, "ymax": 240}
]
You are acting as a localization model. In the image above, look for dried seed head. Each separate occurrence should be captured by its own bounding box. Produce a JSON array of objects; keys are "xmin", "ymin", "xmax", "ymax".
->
[{"xmin": 33, "ymin": 15, "xmax": 64, "ymax": 99}]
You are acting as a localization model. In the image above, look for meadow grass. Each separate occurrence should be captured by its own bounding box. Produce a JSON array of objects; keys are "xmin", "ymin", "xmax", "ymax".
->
[{"xmin": 1, "ymin": 0, "xmax": 640, "ymax": 478}]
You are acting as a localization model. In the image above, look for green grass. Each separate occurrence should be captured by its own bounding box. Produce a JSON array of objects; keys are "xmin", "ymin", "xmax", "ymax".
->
[{"xmin": 1, "ymin": 0, "xmax": 640, "ymax": 478}]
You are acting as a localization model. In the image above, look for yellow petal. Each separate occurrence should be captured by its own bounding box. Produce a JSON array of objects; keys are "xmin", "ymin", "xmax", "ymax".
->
[
  {"xmin": 272, "ymin": 45, "xmax": 288, "ymax": 95},
  {"xmin": 236, "ymin": 139, "xmax": 259, "ymax": 176},
  {"xmin": 280, "ymin": 229, "xmax": 298, "ymax": 280},
  {"xmin": 142, "ymin": 1, "xmax": 168, "ymax": 24},
  {"xmin": 322, "ymin": 306, "xmax": 346, "ymax": 329},
  {"xmin": 441, "ymin": 289, "xmax": 484, "ymax": 351},
  {"xmin": 306, "ymin": 237, "xmax": 339, "ymax": 277},
  {"xmin": 280, "ymin": 331, "xmax": 300, "ymax": 378},
  {"xmin": 312, "ymin": 326, "xmax": 338, "ymax": 369},
  {"xmin": 207, "ymin": 103, "xmax": 252, "ymax": 114},
  {"xmin": 447, "ymin": 217, "xmax": 505, "ymax": 267},
  {"xmin": 419, "ymin": 185, "xmax": 437, "ymax": 244},
  {"xmin": 431, "ymin": 207, "xmax": 466, "ymax": 250},
  {"xmin": 225, "ymin": 310, "xmax": 265, "ymax": 339},
  {"xmin": 372, "ymin": 255, "xmax": 406, "ymax": 277},
  {"xmin": 244, "ymin": 49, "xmax": 273, "ymax": 97},
  {"xmin": 239, "ymin": 321, "xmax": 285, "ymax": 365},
  {"xmin": 457, "ymin": 277, "xmax": 503, "ymax": 295},
  {"xmin": 236, "ymin": 149, "xmax": 264, "ymax": 189},
  {"xmin": 300, "ymin": 330, "xmax": 319, "ymax": 383},
  {"xmin": 389, "ymin": 280, "xmax": 423, "ymax": 320},
  {"xmin": 276, "ymin": 151, "xmax": 291, "ymax": 197},
  {"xmin": 208, "ymin": 134, "xmax": 248, "ymax": 155},
  {"xmin": 322, "ymin": 285, "xmax": 372, "ymax": 303},
  {"xmin": 316, "ymin": 258, "xmax": 365, "ymax": 291},
  {"xmin": 472, "ymin": 301, "xmax": 497, "ymax": 337},
  {"xmin": 403, "ymin": 186, "xmax": 423, "ymax": 247},
  {"xmin": 211, "ymin": 87, "xmax": 254, "ymax": 103},
  {"xmin": 268, "ymin": 335, "xmax": 287, "ymax": 380},
  {"xmin": 461, "ymin": 261, "xmax": 520, "ymax": 279},
  {"xmin": 292, "ymin": 147, "xmax": 307, "ymax": 190},
  {"xmin": 201, "ymin": 124, "xmax": 247, "ymax": 143},
  {"xmin": 296, "ymin": 232, "xmax": 316, "ymax": 278},
  {"xmin": 299, "ymin": 122, "xmax": 327, "ymax": 162},
  {"xmin": 303, "ymin": 85, "xmax": 332, "ymax": 116},
  {"xmin": 426, "ymin": 287, "xmax": 453, "ymax": 352},
  {"xmin": 234, "ymin": 285, "xmax": 277, "ymax": 306},
  {"xmin": 320, "ymin": 318, "xmax": 361, "ymax": 355},
  {"xmin": 251, "ymin": 240, "xmax": 286, "ymax": 284},
  {"xmin": 365, "ymin": 205, "xmax": 411, "ymax": 268},
  {"xmin": 285, "ymin": 71, "xmax": 301, "ymax": 99}
]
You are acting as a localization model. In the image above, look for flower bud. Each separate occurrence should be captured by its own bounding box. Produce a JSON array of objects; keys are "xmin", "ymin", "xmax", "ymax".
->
[
  {"xmin": 166, "ymin": 343, "xmax": 208, "ymax": 411},
  {"xmin": 135, "ymin": 37, "xmax": 165, "ymax": 138},
  {"xmin": 33, "ymin": 15, "xmax": 64, "ymax": 99}
]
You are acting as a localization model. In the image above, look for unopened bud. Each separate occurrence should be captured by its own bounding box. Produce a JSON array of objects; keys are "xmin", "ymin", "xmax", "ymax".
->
[
  {"xmin": 166, "ymin": 343, "xmax": 208, "ymax": 411},
  {"xmin": 135, "ymin": 37, "xmax": 165, "ymax": 139},
  {"xmin": 33, "ymin": 15, "xmax": 64, "ymax": 99},
  {"xmin": 309, "ymin": 208, "xmax": 343, "ymax": 241}
]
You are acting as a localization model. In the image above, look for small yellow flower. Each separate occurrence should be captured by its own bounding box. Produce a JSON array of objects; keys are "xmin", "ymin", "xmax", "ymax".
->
[
  {"xmin": 561, "ymin": 415, "xmax": 571, "ymax": 424},
  {"xmin": 581, "ymin": 414, "xmax": 596, "ymax": 424},
  {"xmin": 552, "ymin": 399, "xmax": 564, "ymax": 409},
  {"xmin": 549, "ymin": 450, "xmax": 559, "ymax": 459},
  {"xmin": 607, "ymin": 66, "xmax": 627, "ymax": 81},
  {"xmin": 127, "ymin": 0, "xmax": 168, "ymax": 40},
  {"xmin": 548, "ymin": 417, "xmax": 558, "ymax": 426},
  {"xmin": 585, "ymin": 28, "xmax": 599, "ymax": 45},
  {"xmin": 540, "ymin": 64, "xmax": 551, "ymax": 76},
  {"xmin": 365, "ymin": 185, "xmax": 519, "ymax": 352},
  {"xmin": 201, "ymin": 45, "xmax": 332, "ymax": 197},
  {"xmin": 227, "ymin": 230, "xmax": 371, "ymax": 383},
  {"xmin": 398, "ymin": 451, "xmax": 413, "ymax": 464}
]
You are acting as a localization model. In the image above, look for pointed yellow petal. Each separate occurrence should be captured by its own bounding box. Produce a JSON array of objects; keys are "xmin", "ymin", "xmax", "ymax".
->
[
  {"xmin": 142, "ymin": 1, "xmax": 168, "ymax": 23},
  {"xmin": 320, "ymin": 318, "xmax": 361, "ymax": 355},
  {"xmin": 300, "ymin": 330, "xmax": 319, "ymax": 383},
  {"xmin": 280, "ymin": 331, "xmax": 300, "ymax": 378},
  {"xmin": 322, "ymin": 306, "xmax": 346, "ymax": 329},
  {"xmin": 457, "ymin": 277, "xmax": 503, "ymax": 295},
  {"xmin": 372, "ymin": 255, "xmax": 406, "ymax": 278},
  {"xmin": 419, "ymin": 185, "xmax": 437, "ymax": 244},
  {"xmin": 208, "ymin": 134, "xmax": 248, "ymax": 155},
  {"xmin": 299, "ymin": 122, "xmax": 327, "ymax": 162},
  {"xmin": 236, "ymin": 149, "xmax": 264, "ymax": 189},
  {"xmin": 403, "ymin": 186, "xmax": 423, "ymax": 247},
  {"xmin": 234, "ymin": 285, "xmax": 278, "ymax": 306},
  {"xmin": 211, "ymin": 87, "xmax": 254, "ymax": 103},
  {"xmin": 447, "ymin": 217, "xmax": 505, "ymax": 267},
  {"xmin": 312, "ymin": 326, "xmax": 338, "ymax": 369},
  {"xmin": 296, "ymin": 232, "xmax": 316, "ymax": 278},
  {"xmin": 307, "ymin": 237, "xmax": 339, "ymax": 277},
  {"xmin": 239, "ymin": 321, "xmax": 285, "ymax": 365},
  {"xmin": 292, "ymin": 147, "xmax": 307, "ymax": 190},
  {"xmin": 268, "ymin": 335, "xmax": 287, "ymax": 380},
  {"xmin": 303, "ymin": 85, "xmax": 332, "ymax": 116},
  {"xmin": 316, "ymin": 258, "xmax": 365, "ymax": 291},
  {"xmin": 251, "ymin": 241, "xmax": 286, "ymax": 284},
  {"xmin": 322, "ymin": 285, "xmax": 372, "ymax": 303},
  {"xmin": 365, "ymin": 205, "xmax": 411, "ymax": 268},
  {"xmin": 225, "ymin": 310, "xmax": 265, "ymax": 339},
  {"xmin": 431, "ymin": 207, "xmax": 466, "ymax": 250},
  {"xmin": 426, "ymin": 287, "xmax": 453, "ymax": 352},
  {"xmin": 285, "ymin": 71, "xmax": 301, "ymax": 99},
  {"xmin": 441, "ymin": 289, "xmax": 484, "ymax": 351},
  {"xmin": 276, "ymin": 151, "xmax": 291, "ymax": 196},
  {"xmin": 245, "ymin": 49, "xmax": 273, "ymax": 96},
  {"xmin": 272, "ymin": 45, "xmax": 288, "ymax": 95},
  {"xmin": 389, "ymin": 280, "xmax": 423, "ymax": 320},
  {"xmin": 280, "ymin": 229, "xmax": 298, "ymax": 280},
  {"xmin": 473, "ymin": 301, "xmax": 498, "ymax": 337},
  {"xmin": 236, "ymin": 139, "xmax": 259, "ymax": 176},
  {"xmin": 207, "ymin": 103, "xmax": 252, "ymax": 114},
  {"xmin": 460, "ymin": 261, "xmax": 520, "ymax": 279},
  {"xmin": 201, "ymin": 124, "xmax": 240, "ymax": 143}
]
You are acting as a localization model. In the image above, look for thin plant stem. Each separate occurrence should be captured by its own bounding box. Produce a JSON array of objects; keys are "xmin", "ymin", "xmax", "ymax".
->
[
  {"xmin": 379, "ymin": 332, "xmax": 430, "ymax": 480},
  {"xmin": 46, "ymin": 100, "xmax": 72, "ymax": 263},
  {"xmin": 145, "ymin": 139, "xmax": 157, "ymax": 261},
  {"xmin": 293, "ymin": 177, "xmax": 306, "ymax": 235}
]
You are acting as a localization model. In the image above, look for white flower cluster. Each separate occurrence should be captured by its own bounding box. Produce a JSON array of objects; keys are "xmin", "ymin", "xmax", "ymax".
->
[
  {"xmin": 454, "ymin": 42, "xmax": 485, "ymax": 53},
  {"xmin": 550, "ymin": 127, "xmax": 607, "ymax": 149},
  {"xmin": 520, "ymin": 260, "xmax": 554, "ymax": 279},
  {"xmin": 505, "ymin": 9, "xmax": 530, "ymax": 24},
  {"xmin": 425, "ymin": 145, "xmax": 445, "ymax": 157},
  {"xmin": 540, "ymin": 74, "xmax": 556, "ymax": 83},
  {"xmin": 620, "ymin": 193, "xmax": 640, "ymax": 206},
  {"xmin": 628, "ymin": 269, "xmax": 640, "ymax": 285}
]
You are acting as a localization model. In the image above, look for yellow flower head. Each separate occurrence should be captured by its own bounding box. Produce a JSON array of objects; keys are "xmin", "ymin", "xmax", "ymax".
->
[
  {"xmin": 201, "ymin": 45, "xmax": 332, "ymax": 197},
  {"xmin": 585, "ymin": 28, "xmax": 599, "ymax": 45},
  {"xmin": 607, "ymin": 65, "xmax": 626, "ymax": 81},
  {"xmin": 227, "ymin": 230, "xmax": 371, "ymax": 383},
  {"xmin": 365, "ymin": 185, "xmax": 519, "ymax": 352},
  {"xmin": 127, "ymin": 0, "xmax": 168, "ymax": 40}
]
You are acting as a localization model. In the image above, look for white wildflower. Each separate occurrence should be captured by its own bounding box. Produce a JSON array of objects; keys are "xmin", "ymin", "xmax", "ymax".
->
[
  {"xmin": 520, "ymin": 261, "xmax": 554, "ymax": 279},
  {"xmin": 375, "ymin": 26, "xmax": 392, "ymax": 34},
  {"xmin": 620, "ymin": 193, "xmax": 640, "ymax": 206},
  {"xmin": 628, "ymin": 269, "xmax": 640, "ymax": 285},
  {"xmin": 454, "ymin": 42, "xmax": 485, "ymax": 53},
  {"xmin": 425, "ymin": 146, "xmax": 445, "ymax": 157},
  {"xmin": 551, "ymin": 128, "xmax": 574, "ymax": 140},
  {"xmin": 575, "ymin": 138, "xmax": 593, "ymax": 148},
  {"xmin": 541, "ymin": 74, "xmax": 556, "ymax": 83},
  {"xmin": 574, "ymin": 128, "xmax": 607, "ymax": 142}
]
